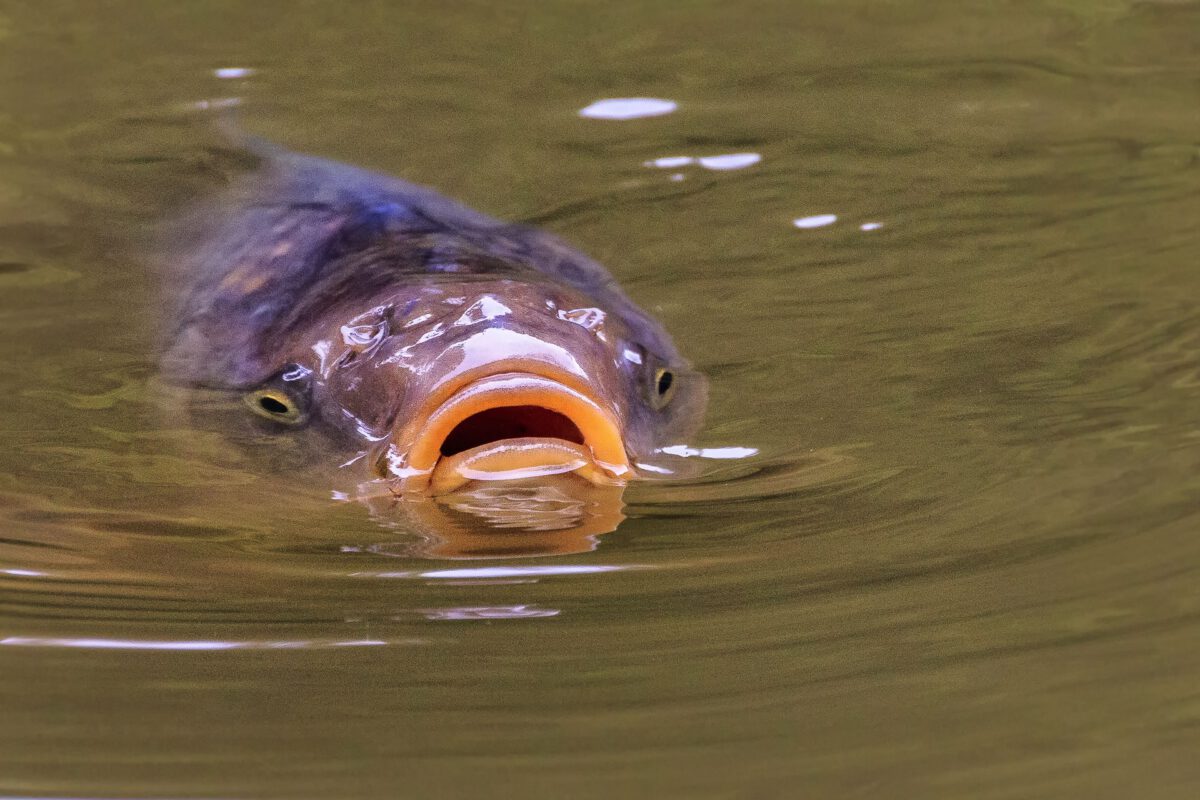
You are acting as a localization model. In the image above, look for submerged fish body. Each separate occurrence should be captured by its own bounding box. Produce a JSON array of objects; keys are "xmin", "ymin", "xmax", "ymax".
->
[{"xmin": 163, "ymin": 137, "xmax": 705, "ymax": 496}]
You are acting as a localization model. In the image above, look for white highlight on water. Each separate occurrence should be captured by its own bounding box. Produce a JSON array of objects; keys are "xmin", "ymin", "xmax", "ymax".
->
[
  {"xmin": 644, "ymin": 155, "xmax": 694, "ymax": 168},
  {"xmin": 793, "ymin": 214, "xmax": 838, "ymax": 229},
  {"xmin": 422, "ymin": 605, "xmax": 560, "ymax": 620},
  {"xmin": 0, "ymin": 637, "xmax": 390, "ymax": 651},
  {"xmin": 659, "ymin": 445, "xmax": 760, "ymax": 459},
  {"xmin": 697, "ymin": 153, "xmax": 761, "ymax": 170},
  {"xmin": 214, "ymin": 67, "xmax": 255, "ymax": 79},
  {"xmin": 579, "ymin": 98, "xmax": 677, "ymax": 120},
  {"xmin": 421, "ymin": 565, "xmax": 628, "ymax": 579},
  {"xmin": 644, "ymin": 153, "xmax": 761, "ymax": 171},
  {"xmin": 190, "ymin": 97, "xmax": 242, "ymax": 111}
]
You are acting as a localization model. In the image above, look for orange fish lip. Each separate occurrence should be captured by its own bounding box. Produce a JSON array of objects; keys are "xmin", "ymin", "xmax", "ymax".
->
[{"xmin": 390, "ymin": 372, "xmax": 631, "ymax": 493}]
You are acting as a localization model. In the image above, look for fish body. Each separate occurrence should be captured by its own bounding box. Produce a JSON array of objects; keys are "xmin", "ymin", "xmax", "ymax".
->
[{"xmin": 163, "ymin": 136, "xmax": 705, "ymax": 494}]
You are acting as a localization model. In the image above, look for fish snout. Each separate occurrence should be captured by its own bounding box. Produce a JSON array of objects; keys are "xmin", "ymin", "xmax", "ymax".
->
[{"xmin": 389, "ymin": 372, "xmax": 631, "ymax": 494}]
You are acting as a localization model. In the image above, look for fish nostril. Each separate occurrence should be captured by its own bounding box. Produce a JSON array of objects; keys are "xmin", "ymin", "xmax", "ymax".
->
[{"xmin": 439, "ymin": 405, "xmax": 585, "ymax": 457}]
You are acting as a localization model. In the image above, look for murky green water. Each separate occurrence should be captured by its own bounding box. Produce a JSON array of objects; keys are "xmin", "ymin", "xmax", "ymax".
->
[{"xmin": 3, "ymin": 2, "xmax": 1200, "ymax": 797}]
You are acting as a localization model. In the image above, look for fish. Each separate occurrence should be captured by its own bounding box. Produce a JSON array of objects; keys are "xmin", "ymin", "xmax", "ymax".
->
[{"xmin": 160, "ymin": 133, "xmax": 706, "ymax": 503}]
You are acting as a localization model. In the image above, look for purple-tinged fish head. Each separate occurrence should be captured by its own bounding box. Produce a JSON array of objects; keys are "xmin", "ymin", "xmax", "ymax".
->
[{"xmin": 259, "ymin": 278, "xmax": 706, "ymax": 494}]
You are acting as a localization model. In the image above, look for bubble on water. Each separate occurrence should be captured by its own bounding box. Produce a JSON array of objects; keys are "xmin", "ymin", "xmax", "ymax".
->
[{"xmin": 579, "ymin": 98, "xmax": 678, "ymax": 120}]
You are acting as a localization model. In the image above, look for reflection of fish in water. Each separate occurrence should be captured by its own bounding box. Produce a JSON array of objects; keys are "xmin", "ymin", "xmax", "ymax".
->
[
  {"xmin": 161, "ymin": 133, "xmax": 706, "ymax": 515},
  {"xmin": 361, "ymin": 476, "xmax": 628, "ymax": 559}
]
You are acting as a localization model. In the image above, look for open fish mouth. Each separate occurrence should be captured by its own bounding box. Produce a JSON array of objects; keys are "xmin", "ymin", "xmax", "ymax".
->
[{"xmin": 398, "ymin": 373, "xmax": 632, "ymax": 494}]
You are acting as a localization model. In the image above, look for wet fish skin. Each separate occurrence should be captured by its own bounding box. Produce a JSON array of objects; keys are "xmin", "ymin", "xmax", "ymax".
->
[{"xmin": 160, "ymin": 135, "xmax": 706, "ymax": 483}]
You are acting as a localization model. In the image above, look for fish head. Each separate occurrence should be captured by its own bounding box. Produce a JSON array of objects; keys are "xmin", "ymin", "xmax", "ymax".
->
[{"xmin": 272, "ymin": 277, "xmax": 706, "ymax": 494}]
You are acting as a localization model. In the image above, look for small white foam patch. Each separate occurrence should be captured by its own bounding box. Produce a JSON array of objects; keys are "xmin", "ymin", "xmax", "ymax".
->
[
  {"xmin": 697, "ymin": 153, "xmax": 761, "ymax": 170},
  {"xmin": 860, "ymin": 221, "xmax": 884, "ymax": 231},
  {"xmin": 579, "ymin": 98, "xmax": 678, "ymax": 120},
  {"xmin": 793, "ymin": 214, "xmax": 838, "ymax": 229},
  {"xmin": 1, "ymin": 568, "xmax": 45, "ymax": 577}
]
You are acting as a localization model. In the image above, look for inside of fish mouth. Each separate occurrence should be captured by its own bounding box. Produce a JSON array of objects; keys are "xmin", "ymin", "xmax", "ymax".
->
[{"xmin": 438, "ymin": 405, "xmax": 586, "ymax": 458}]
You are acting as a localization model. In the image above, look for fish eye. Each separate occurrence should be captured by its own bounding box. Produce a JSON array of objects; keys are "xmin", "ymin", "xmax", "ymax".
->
[
  {"xmin": 653, "ymin": 368, "xmax": 676, "ymax": 408},
  {"xmin": 244, "ymin": 388, "xmax": 305, "ymax": 425}
]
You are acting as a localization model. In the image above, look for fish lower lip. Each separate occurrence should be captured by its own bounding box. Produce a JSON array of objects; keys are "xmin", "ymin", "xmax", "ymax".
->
[
  {"xmin": 394, "ymin": 373, "xmax": 631, "ymax": 493},
  {"xmin": 428, "ymin": 437, "xmax": 622, "ymax": 494}
]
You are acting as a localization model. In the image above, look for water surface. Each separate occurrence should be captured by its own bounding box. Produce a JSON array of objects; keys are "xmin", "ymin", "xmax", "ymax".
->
[{"xmin": 2, "ymin": 2, "xmax": 1199, "ymax": 797}]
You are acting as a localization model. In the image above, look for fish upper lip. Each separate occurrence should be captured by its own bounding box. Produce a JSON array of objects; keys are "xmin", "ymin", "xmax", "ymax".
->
[{"xmin": 388, "ymin": 371, "xmax": 630, "ymax": 492}]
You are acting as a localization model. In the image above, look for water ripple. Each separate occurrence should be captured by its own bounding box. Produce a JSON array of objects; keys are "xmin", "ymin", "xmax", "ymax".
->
[{"xmin": 0, "ymin": 635, "xmax": 405, "ymax": 651}]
